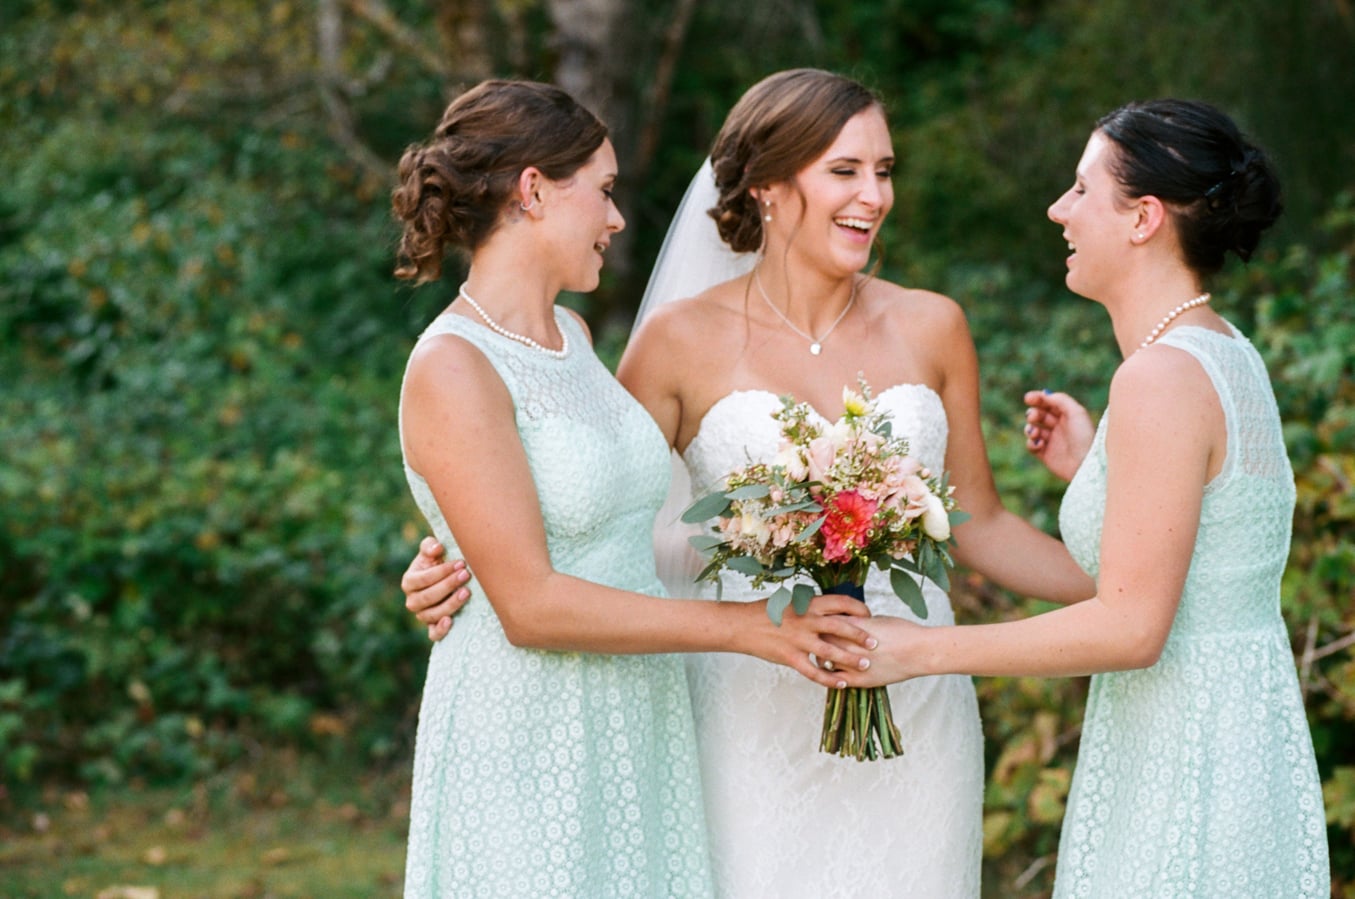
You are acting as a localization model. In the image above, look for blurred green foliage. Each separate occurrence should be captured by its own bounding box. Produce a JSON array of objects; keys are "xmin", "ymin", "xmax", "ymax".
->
[{"xmin": 1, "ymin": 0, "xmax": 1351, "ymax": 894}]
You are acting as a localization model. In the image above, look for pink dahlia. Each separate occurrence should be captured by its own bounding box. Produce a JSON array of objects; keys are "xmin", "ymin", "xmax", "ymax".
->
[{"xmin": 821, "ymin": 490, "xmax": 879, "ymax": 562}]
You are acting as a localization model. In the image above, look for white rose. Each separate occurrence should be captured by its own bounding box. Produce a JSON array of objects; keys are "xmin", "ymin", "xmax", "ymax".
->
[
  {"xmin": 921, "ymin": 493, "xmax": 951, "ymax": 541},
  {"xmin": 775, "ymin": 443, "xmax": 809, "ymax": 482}
]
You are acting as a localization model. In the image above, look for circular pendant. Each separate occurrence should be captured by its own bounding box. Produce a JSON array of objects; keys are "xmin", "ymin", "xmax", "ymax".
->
[{"xmin": 809, "ymin": 342, "xmax": 822, "ymax": 355}]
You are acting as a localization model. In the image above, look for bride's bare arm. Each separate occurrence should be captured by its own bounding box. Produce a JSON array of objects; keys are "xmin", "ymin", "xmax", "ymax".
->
[{"xmin": 927, "ymin": 298, "xmax": 1096, "ymax": 604}]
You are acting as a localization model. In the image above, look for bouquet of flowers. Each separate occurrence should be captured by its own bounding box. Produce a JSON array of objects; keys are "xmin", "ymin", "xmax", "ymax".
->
[{"xmin": 682, "ymin": 378, "xmax": 967, "ymax": 761}]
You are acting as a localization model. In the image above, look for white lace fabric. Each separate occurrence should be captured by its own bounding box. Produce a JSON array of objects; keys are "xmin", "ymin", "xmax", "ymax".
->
[{"xmin": 681, "ymin": 383, "xmax": 985, "ymax": 898}]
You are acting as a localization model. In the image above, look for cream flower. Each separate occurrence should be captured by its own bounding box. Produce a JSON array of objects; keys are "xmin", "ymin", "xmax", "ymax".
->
[{"xmin": 921, "ymin": 493, "xmax": 951, "ymax": 541}]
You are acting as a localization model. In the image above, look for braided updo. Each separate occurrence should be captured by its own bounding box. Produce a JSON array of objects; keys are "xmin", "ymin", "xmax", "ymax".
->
[
  {"xmin": 1097, "ymin": 99, "xmax": 1283, "ymax": 277},
  {"xmin": 391, "ymin": 80, "xmax": 607, "ymax": 284},
  {"xmin": 707, "ymin": 69, "xmax": 884, "ymax": 253}
]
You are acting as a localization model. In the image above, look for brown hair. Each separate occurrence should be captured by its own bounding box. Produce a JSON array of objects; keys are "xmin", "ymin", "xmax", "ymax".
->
[
  {"xmin": 1096, "ymin": 99, "xmax": 1282, "ymax": 277},
  {"xmin": 708, "ymin": 69, "xmax": 884, "ymax": 253},
  {"xmin": 391, "ymin": 80, "xmax": 608, "ymax": 283}
]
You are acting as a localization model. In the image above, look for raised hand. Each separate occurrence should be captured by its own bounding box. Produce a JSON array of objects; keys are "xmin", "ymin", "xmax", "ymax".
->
[
  {"xmin": 401, "ymin": 536, "xmax": 472, "ymax": 642},
  {"xmin": 1023, "ymin": 389, "xmax": 1096, "ymax": 482}
]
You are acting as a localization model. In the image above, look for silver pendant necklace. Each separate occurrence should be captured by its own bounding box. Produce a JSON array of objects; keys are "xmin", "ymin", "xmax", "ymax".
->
[
  {"xmin": 458, "ymin": 283, "xmax": 569, "ymax": 359},
  {"xmin": 754, "ymin": 267, "xmax": 858, "ymax": 356}
]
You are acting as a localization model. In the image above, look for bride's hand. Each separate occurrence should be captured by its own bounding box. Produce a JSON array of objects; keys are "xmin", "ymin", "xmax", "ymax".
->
[
  {"xmin": 1023, "ymin": 389, "xmax": 1095, "ymax": 482},
  {"xmin": 744, "ymin": 595, "xmax": 878, "ymax": 689},
  {"xmin": 401, "ymin": 536, "xmax": 473, "ymax": 641}
]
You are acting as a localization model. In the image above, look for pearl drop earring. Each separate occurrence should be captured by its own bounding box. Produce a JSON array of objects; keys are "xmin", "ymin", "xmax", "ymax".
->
[{"xmin": 763, "ymin": 198, "xmax": 773, "ymax": 223}]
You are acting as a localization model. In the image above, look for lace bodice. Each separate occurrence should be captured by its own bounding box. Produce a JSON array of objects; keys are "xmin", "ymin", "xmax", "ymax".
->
[
  {"xmin": 402, "ymin": 309, "xmax": 671, "ymax": 600},
  {"xmin": 678, "ymin": 383, "xmax": 984, "ymax": 898},
  {"xmin": 1053, "ymin": 324, "xmax": 1328, "ymax": 897},
  {"xmin": 685, "ymin": 383, "xmax": 949, "ymax": 497},
  {"xmin": 399, "ymin": 308, "xmax": 713, "ymax": 898}
]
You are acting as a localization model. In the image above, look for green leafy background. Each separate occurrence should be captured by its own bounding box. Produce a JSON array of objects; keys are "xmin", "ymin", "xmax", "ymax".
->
[{"xmin": 1, "ymin": 1, "xmax": 1351, "ymax": 894}]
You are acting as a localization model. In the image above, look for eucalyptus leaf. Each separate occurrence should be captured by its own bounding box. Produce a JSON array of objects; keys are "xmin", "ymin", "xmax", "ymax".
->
[
  {"xmin": 791, "ymin": 583, "xmax": 817, "ymax": 616},
  {"xmin": 687, "ymin": 534, "xmax": 725, "ymax": 553},
  {"xmin": 767, "ymin": 586, "xmax": 792, "ymax": 625},
  {"xmin": 949, "ymin": 509, "xmax": 971, "ymax": 527},
  {"xmin": 695, "ymin": 559, "xmax": 725, "ymax": 583},
  {"xmin": 796, "ymin": 515, "xmax": 827, "ymax": 541},
  {"xmin": 893, "ymin": 556, "xmax": 920, "ymax": 574},
  {"xmin": 681, "ymin": 492, "xmax": 733, "ymax": 524},
  {"xmin": 725, "ymin": 483, "xmax": 772, "ymax": 500},
  {"xmin": 890, "ymin": 566, "xmax": 929, "ymax": 619},
  {"xmin": 926, "ymin": 555, "xmax": 950, "ymax": 593},
  {"xmin": 726, "ymin": 555, "xmax": 766, "ymax": 577}
]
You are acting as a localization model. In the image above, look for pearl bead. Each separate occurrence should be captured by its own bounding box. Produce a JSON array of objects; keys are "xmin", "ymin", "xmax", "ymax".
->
[
  {"xmin": 1138, "ymin": 293, "xmax": 1211, "ymax": 350},
  {"xmin": 458, "ymin": 283, "xmax": 569, "ymax": 359}
]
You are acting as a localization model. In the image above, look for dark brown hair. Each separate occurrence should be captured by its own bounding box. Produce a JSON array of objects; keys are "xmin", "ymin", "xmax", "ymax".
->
[
  {"xmin": 708, "ymin": 69, "xmax": 884, "ymax": 253},
  {"xmin": 391, "ymin": 80, "xmax": 608, "ymax": 283},
  {"xmin": 1097, "ymin": 99, "xmax": 1282, "ymax": 277}
]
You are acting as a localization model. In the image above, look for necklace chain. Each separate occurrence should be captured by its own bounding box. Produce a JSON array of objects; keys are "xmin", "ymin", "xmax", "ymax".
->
[
  {"xmin": 1138, "ymin": 292, "xmax": 1211, "ymax": 350},
  {"xmin": 753, "ymin": 267, "xmax": 858, "ymax": 356},
  {"xmin": 457, "ymin": 283, "xmax": 569, "ymax": 359}
]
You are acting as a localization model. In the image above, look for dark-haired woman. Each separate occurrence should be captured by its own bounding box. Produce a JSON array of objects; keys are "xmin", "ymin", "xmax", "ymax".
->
[
  {"xmin": 835, "ymin": 99, "xmax": 1330, "ymax": 896},
  {"xmin": 392, "ymin": 79, "xmax": 877, "ymax": 898}
]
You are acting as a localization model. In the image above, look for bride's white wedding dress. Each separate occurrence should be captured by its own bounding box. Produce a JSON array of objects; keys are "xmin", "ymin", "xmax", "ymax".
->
[{"xmin": 680, "ymin": 383, "xmax": 985, "ymax": 898}]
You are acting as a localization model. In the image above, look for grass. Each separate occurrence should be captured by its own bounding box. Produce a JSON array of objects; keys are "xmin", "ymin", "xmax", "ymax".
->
[{"xmin": 0, "ymin": 749, "xmax": 411, "ymax": 898}]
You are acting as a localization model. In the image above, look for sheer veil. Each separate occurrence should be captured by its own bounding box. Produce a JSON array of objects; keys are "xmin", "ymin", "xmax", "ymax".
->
[{"xmin": 632, "ymin": 158, "xmax": 758, "ymax": 597}]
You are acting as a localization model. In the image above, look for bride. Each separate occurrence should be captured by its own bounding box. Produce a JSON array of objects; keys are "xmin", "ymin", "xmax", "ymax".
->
[{"xmin": 404, "ymin": 69, "xmax": 1094, "ymax": 896}]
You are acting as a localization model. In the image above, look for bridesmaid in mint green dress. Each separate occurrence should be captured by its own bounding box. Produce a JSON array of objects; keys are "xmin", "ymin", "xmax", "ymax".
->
[
  {"xmin": 834, "ymin": 99, "xmax": 1329, "ymax": 896},
  {"xmin": 390, "ymin": 80, "xmax": 873, "ymax": 899}
]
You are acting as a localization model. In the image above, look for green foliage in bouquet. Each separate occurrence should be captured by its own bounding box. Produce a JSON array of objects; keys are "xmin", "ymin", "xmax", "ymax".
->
[{"xmin": 681, "ymin": 381, "xmax": 969, "ymax": 760}]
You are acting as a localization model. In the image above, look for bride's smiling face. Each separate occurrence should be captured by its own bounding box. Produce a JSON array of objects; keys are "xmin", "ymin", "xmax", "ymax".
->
[{"xmin": 762, "ymin": 107, "xmax": 894, "ymax": 276}]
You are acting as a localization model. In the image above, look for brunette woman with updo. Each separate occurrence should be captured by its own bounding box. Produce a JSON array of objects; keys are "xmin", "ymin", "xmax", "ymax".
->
[
  {"xmin": 392, "ymin": 79, "xmax": 876, "ymax": 898},
  {"xmin": 835, "ymin": 99, "xmax": 1330, "ymax": 896}
]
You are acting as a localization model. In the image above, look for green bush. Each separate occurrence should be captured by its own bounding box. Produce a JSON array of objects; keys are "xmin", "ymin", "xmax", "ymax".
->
[{"xmin": 0, "ymin": 113, "xmax": 437, "ymax": 784}]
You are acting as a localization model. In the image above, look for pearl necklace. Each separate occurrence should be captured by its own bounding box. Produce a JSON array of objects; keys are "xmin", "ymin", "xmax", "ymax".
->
[
  {"xmin": 457, "ymin": 283, "xmax": 569, "ymax": 359},
  {"xmin": 1139, "ymin": 292, "xmax": 1211, "ymax": 350},
  {"xmin": 753, "ymin": 267, "xmax": 858, "ymax": 356}
]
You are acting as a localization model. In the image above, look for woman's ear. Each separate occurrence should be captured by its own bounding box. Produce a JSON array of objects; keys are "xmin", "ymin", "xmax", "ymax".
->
[
  {"xmin": 517, "ymin": 167, "xmax": 543, "ymax": 214},
  {"xmin": 1130, "ymin": 195, "xmax": 1168, "ymax": 244}
]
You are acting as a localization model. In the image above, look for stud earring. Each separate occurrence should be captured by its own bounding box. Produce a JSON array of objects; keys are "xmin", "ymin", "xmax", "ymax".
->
[{"xmin": 1135, "ymin": 232, "xmax": 1144, "ymax": 241}]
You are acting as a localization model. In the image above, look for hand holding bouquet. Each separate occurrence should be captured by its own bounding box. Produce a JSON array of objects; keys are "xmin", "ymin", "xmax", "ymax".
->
[{"xmin": 682, "ymin": 378, "xmax": 967, "ymax": 760}]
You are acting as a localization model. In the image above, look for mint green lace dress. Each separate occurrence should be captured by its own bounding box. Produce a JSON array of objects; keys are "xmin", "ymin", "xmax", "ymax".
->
[
  {"xmin": 1053, "ymin": 324, "xmax": 1329, "ymax": 898},
  {"xmin": 398, "ymin": 309, "xmax": 714, "ymax": 898}
]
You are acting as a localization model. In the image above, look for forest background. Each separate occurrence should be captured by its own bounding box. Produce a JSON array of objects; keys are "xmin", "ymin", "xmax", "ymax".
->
[{"xmin": 1, "ymin": 0, "xmax": 1352, "ymax": 896}]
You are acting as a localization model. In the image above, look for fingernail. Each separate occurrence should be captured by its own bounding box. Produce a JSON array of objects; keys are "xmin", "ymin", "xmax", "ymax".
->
[
  {"xmin": 866, "ymin": 637, "xmax": 878, "ymax": 649},
  {"xmin": 1043, "ymin": 388, "xmax": 1051, "ymax": 394},
  {"xmin": 835, "ymin": 680, "xmax": 847, "ymax": 690},
  {"xmin": 1034, "ymin": 439, "xmax": 1043, "ymax": 448},
  {"xmin": 859, "ymin": 658, "xmax": 871, "ymax": 670}
]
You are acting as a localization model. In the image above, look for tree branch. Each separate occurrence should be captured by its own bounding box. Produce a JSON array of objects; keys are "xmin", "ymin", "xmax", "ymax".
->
[{"xmin": 343, "ymin": 0, "xmax": 451, "ymax": 79}]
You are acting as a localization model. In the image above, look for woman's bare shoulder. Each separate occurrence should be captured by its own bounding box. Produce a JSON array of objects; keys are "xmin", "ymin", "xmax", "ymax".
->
[{"xmin": 861, "ymin": 278, "xmax": 968, "ymax": 331}]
